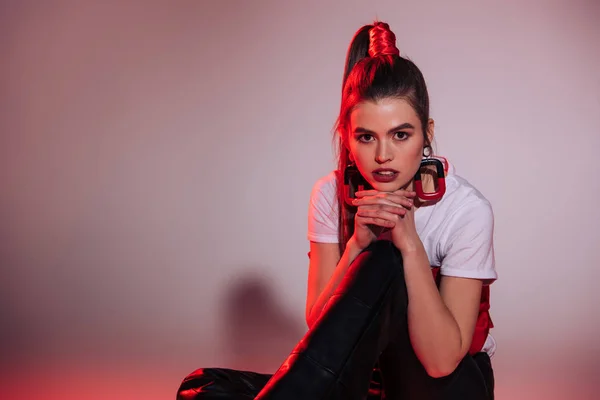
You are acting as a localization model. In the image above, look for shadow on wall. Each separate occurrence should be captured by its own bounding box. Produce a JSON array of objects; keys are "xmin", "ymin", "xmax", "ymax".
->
[{"xmin": 219, "ymin": 272, "xmax": 306, "ymax": 374}]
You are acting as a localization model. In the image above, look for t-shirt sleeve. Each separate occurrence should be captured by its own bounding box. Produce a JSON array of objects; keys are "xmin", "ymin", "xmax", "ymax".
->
[
  {"xmin": 307, "ymin": 172, "xmax": 339, "ymax": 243},
  {"xmin": 439, "ymin": 199, "xmax": 498, "ymax": 283}
]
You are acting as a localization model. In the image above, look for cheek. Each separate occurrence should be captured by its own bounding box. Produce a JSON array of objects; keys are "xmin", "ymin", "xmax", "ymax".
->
[
  {"xmin": 402, "ymin": 140, "xmax": 425, "ymax": 173},
  {"xmin": 413, "ymin": 143, "xmax": 423, "ymax": 158},
  {"xmin": 349, "ymin": 146, "xmax": 370, "ymax": 168},
  {"xmin": 408, "ymin": 137, "xmax": 425, "ymax": 159},
  {"xmin": 348, "ymin": 141, "xmax": 361, "ymax": 160},
  {"xmin": 349, "ymin": 148, "xmax": 372, "ymax": 177}
]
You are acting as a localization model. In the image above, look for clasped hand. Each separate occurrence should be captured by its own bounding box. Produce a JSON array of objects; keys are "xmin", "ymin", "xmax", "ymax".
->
[{"xmin": 350, "ymin": 189, "xmax": 421, "ymax": 253}]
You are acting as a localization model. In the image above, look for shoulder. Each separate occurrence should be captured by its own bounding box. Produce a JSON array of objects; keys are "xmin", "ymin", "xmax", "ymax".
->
[
  {"xmin": 435, "ymin": 173, "xmax": 497, "ymax": 280},
  {"xmin": 307, "ymin": 170, "xmax": 340, "ymax": 243},
  {"xmin": 310, "ymin": 170, "xmax": 338, "ymax": 197},
  {"xmin": 309, "ymin": 170, "xmax": 340, "ymax": 212},
  {"xmin": 421, "ymin": 159, "xmax": 494, "ymax": 229},
  {"xmin": 435, "ymin": 173, "xmax": 494, "ymax": 230}
]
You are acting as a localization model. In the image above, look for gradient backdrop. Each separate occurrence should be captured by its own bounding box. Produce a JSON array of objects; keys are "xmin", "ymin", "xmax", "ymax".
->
[{"xmin": 1, "ymin": 0, "xmax": 599, "ymax": 399}]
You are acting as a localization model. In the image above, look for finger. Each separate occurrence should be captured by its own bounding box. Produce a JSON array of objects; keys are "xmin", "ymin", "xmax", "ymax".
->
[
  {"xmin": 356, "ymin": 208, "xmax": 405, "ymax": 222},
  {"xmin": 354, "ymin": 190, "xmax": 380, "ymax": 197},
  {"xmin": 357, "ymin": 204, "xmax": 408, "ymax": 216},
  {"xmin": 356, "ymin": 215, "xmax": 396, "ymax": 228},
  {"xmin": 352, "ymin": 197, "xmax": 404, "ymax": 208},
  {"xmin": 356, "ymin": 189, "xmax": 416, "ymax": 198},
  {"xmin": 378, "ymin": 193, "xmax": 415, "ymax": 208},
  {"xmin": 352, "ymin": 196, "xmax": 413, "ymax": 209}
]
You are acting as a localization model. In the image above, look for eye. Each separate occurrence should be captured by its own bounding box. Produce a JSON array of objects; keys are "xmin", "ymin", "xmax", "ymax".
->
[
  {"xmin": 357, "ymin": 134, "xmax": 374, "ymax": 143},
  {"xmin": 394, "ymin": 131, "xmax": 409, "ymax": 140}
]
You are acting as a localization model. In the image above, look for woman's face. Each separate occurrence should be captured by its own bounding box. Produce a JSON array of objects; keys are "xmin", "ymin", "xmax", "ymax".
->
[{"xmin": 347, "ymin": 97, "xmax": 431, "ymax": 192}]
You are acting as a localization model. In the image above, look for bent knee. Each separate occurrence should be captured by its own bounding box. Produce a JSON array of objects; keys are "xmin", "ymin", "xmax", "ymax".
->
[{"xmin": 359, "ymin": 240, "xmax": 404, "ymax": 271}]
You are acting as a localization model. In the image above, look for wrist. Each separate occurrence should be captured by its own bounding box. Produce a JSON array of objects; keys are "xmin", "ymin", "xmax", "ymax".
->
[
  {"xmin": 346, "ymin": 236, "xmax": 366, "ymax": 258},
  {"xmin": 399, "ymin": 238, "xmax": 425, "ymax": 256},
  {"xmin": 399, "ymin": 240, "xmax": 431, "ymax": 276}
]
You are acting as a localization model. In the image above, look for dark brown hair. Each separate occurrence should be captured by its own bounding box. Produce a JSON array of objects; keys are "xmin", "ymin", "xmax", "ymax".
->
[{"xmin": 334, "ymin": 22, "xmax": 432, "ymax": 253}]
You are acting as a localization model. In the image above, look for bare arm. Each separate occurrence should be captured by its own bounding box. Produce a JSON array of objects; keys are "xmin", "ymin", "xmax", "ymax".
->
[
  {"xmin": 402, "ymin": 242, "xmax": 482, "ymax": 378},
  {"xmin": 305, "ymin": 238, "xmax": 362, "ymax": 329},
  {"xmin": 305, "ymin": 184, "xmax": 413, "ymax": 329},
  {"xmin": 306, "ymin": 238, "xmax": 482, "ymax": 378}
]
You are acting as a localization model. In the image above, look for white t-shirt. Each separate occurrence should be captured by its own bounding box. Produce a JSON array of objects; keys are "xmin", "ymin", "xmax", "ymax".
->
[{"xmin": 307, "ymin": 162, "xmax": 498, "ymax": 356}]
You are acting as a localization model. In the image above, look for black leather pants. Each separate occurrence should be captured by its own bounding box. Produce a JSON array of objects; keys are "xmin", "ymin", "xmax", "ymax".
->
[{"xmin": 177, "ymin": 240, "xmax": 494, "ymax": 399}]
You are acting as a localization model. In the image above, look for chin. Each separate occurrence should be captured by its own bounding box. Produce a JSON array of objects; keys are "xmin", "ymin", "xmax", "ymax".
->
[{"xmin": 369, "ymin": 180, "xmax": 408, "ymax": 193}]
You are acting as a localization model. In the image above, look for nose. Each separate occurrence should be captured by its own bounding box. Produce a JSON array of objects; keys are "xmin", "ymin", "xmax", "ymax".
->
[{"xmin": 375, "ymin": 143, "xmax": 392, "ymax": 164}]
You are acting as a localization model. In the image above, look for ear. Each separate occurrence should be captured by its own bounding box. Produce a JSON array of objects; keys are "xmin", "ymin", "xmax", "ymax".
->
[{"xmin": 426, "ymin": 118, "xmax": 435, "ymax": 146}]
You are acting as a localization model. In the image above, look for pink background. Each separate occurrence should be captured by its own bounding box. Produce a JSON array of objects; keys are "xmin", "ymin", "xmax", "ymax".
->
[{"xmin": 1, "ymin": 0, "xmax": 599, "ymax": 399}]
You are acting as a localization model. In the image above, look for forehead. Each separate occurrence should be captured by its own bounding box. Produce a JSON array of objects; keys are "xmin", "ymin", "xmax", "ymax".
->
[{"xmin": 350, "ymin": 98, "xmax": 419, "ymax": 130}]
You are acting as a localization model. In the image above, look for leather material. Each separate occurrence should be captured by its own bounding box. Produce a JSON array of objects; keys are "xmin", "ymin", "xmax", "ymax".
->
[
  {"xmin": 178, "ymin": 368, "xmax": 271, "ymax": 399},
  {"xmin": 254, "ymin": 240, "xmax": 406, "ymax": 399},
  {"xmin": 176, "ymin": 239, "xmax": 495, "ymax": 399},
  {"xmin": 176, "ymin": 367, "xmax": 385, "ymax": 400}
]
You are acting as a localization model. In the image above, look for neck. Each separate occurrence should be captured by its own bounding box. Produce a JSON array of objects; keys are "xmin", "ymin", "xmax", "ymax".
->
[{"xmin": 408, "ymin": 172, "xmax": 436, "ymax": 209}]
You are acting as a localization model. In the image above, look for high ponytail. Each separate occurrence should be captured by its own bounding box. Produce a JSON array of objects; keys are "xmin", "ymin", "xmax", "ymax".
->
[
  {"xmin": 368, "ymin": 22, "xmax": 400, "ymax": 57},
  {"xmin": 341, "ymin": 22, "xmax": 401, "ymax": 90},
  {"xmin": 341, "ymin": 24, "xmax": 372, "ymax": 89},
  {"xmin": 334, "ymin": 21, "xmax": 431, "ymax": 253}
]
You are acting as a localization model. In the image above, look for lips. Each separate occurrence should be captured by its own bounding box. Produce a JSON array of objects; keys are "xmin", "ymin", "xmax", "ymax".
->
[{"xmin": 372, "ymin": 168, "xmax": 399, "ymax": 183}]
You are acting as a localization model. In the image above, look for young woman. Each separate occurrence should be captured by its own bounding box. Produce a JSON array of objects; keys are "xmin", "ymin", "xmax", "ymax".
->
[{"xmin": 177, "ymin": 21, "xmax": 497, "ymax": 400}]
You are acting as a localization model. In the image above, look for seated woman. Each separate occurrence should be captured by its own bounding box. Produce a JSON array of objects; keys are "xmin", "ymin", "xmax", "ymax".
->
[{"xmin": 177, "ymin": 20, "xmax": 497, "ymax": 400}]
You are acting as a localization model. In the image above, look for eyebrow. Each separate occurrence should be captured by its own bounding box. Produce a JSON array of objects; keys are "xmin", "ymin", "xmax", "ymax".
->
[{"xmin": 353, "ymin": 122, "xmax": 416, "ymax": 135}]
